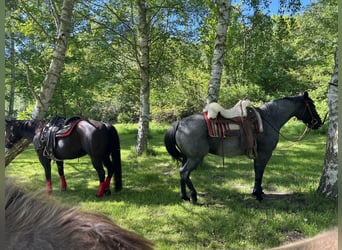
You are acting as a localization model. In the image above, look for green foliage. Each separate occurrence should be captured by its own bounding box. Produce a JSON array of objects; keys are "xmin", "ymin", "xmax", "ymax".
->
[
  {"xmin": 6, "ymin": 123, "xmax": 337, "ymax": 249},
  {"xmin": 5, "ymin": 0, "xmax": 337, "ymax": 123}
]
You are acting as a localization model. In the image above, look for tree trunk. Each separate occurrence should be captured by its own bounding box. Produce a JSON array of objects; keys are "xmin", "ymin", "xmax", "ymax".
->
[
  {"xmin": 8, "ymin": 30, "xmax": 16, "ymax": 119},
  {"xmin": 317, "ymin": 49, "xmax": 338, "ymax": 199},
  {"xmin": 136, "ymin": 0, "xmax": 150, "ymax": 156},
  {"xmin": 206, "ymin": 0, "xmax": 231, "ymax": 106},
  {"xmin": 5, "ymin": 0, "xmax": 75, "ymax": 167}
]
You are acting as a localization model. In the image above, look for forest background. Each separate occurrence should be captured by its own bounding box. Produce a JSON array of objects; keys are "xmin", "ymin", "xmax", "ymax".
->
[{"xmin": 5, "ymin": 0, "xmax": 337, "ymax": 124}]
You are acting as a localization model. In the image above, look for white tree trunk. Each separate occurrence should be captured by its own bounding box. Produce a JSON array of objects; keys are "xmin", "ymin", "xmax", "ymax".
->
[
  {"xmin": 206, "ymin": 0, "xmax": 231, "ymax": 106},
  {"xmin": 136, "ymin": 0, "xmax": 150, "ymax": 155},
  {"xmin": 317, "ymin": 49, "xmax": 338, "ymax": 199},
  {"xmin": 5, "ymin": 0, "xmax": 75, "ymax": 166},
  {"xmin": 31, "ymin": 0, "xmax": 74, "ymax": 120}
]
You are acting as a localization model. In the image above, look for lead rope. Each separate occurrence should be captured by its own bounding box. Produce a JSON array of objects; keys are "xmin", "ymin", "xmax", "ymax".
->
[
  {"xmin": 220, "ymin": 101, "xmax": 245, "ymax": 167},
  {"xmin": 262, "ymin": 110, "xmax": 328, "ymax": 151},
  {"xmin": 262, "ymin": 114, "xmax": 311, "ymax": 143},
  {"xmin": 221, "ymin": 138, "xmax": 224, "ymax": 167}
]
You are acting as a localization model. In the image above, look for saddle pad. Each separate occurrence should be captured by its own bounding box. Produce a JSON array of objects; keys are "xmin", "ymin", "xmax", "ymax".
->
[
  {"xmin": 203, "ymin": 112, "xmax": 241, "ymax": 138},
  {"xmin": 55, "ymin": 119, "xmax": 82, "ymax": 138}
]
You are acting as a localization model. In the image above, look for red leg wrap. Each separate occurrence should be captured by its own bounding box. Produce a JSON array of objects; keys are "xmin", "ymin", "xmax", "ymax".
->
[
  {"xmin": 46, "ymin": 179, "xmax": 52, "ymax": 195},
  {"xmin": 104, "ymin": 177, "xmax": 111, "ymax": 191},
  {"xmin": 60, "ymin": 175, "xmax": 67, "ymax": 191},
  {"xmin": 96, "ymin": 182, "xmax": 106, "ymax": 197}
]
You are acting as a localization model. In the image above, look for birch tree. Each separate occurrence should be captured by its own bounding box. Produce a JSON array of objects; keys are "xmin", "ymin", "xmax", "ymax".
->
[
  {"xmin": 136, "ymin": 0, "xmax": 150, "ymax": 155},
  {"xmin": 205, "ymin": 0, "xmax": 231, "ymax": 106},
  {"xmin": 5, "ymin": 0, "xmax": 75, "ymax": 166},
  {"xmin": 317, "ymin": 49, "xmax": 338, "ymax": 199}
]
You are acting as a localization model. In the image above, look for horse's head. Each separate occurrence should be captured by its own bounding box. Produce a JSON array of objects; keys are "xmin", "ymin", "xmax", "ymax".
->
[
  {"xmin": 296, "ymin": 92, "xmax": 322, "ymax": 129},
  {"xmin": 5, "ymin": 120, "xmax": 23, "ymax": 149},
  {"xmin": 5, "ymin": 120, "xmax": 38, "ymax": 148}
]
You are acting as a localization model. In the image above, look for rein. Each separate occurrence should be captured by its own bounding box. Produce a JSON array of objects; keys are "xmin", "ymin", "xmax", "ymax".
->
[
  {"xmin": 261, "ymin": 115, "xmax": 311, "ymax": 143},
  {"xmin": 261, "ymin": 100, "xmax": 327, "ymax": 143}
]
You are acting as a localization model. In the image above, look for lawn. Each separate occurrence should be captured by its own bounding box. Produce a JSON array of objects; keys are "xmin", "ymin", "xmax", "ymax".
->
[{"xmin": 5, "ymin": 121, "xmax": 337, "ymax": 249}]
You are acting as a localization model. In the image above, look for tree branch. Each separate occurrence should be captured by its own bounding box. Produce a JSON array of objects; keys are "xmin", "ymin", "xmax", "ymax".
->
[
  {"xmin": 49, "ymin": 0, "xmax": 61, "ymax": 30},
  {"xmin": 19, "ymin": 1, "xmax": 55, "ymax": 43}
]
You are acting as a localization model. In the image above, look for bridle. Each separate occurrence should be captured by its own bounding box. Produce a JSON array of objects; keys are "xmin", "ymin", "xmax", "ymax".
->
[
  {"xmin": 300, "ymin": 100, "xmax": 321, "ymax": 129},
  {"xmin": 5, "ymin": 124, "xmax": 19, "ymax": 148}
]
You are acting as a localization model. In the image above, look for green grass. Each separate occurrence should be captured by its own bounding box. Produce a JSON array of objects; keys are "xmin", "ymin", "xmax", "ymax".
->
[{"xmin": 6, "ymin": 121, "xmax": 337, "ymax": 249}]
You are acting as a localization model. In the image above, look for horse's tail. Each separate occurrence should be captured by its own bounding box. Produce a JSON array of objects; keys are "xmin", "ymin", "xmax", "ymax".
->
[
  {"xmin": 164, "ymin": 121, "xmax": 184, "ymax": 162},
  {"xmin": 109, "ymin": 125, "xmax": 122, "ymax": 192}
]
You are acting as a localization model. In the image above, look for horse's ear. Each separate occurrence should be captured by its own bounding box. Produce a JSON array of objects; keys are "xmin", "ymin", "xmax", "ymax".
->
[{"xmin": 303, "ymin": 91, "xmax": 309, "ymax": 99}]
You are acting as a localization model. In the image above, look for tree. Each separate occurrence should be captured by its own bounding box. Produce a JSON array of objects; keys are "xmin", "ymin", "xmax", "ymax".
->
[
  {"xmin": 5, "ymin": 0, "xmax": 75, "ymax": 166},
  {"xmin": 206, "ymin": 0, "xmax": 231, "ymax": 106},
  {"xmin": 317, "ymin": 49, "xmax": 338, "ymax": 199},
  {"xmin": 136, "ymin": 0, "xmax": 150, "ymax": 155}
]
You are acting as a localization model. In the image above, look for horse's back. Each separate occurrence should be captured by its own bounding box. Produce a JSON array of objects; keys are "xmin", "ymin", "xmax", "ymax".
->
[{"xmin": 54, "ymin": 119, "xmax": 114, "ymax": 159}]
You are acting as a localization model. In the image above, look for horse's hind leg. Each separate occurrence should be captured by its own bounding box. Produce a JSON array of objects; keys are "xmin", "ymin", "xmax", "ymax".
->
[
  {"xmin": 91, "ymin": 157, "xmax": 106, "ymax": 197},
  {"xmin": 56, "ymin": 161, "xmax": 67, "ymax": 191},
  {"xmin": 102, "ymin": 156, "xmax": 114, "ymax": 195},
  {"xmin": 180, "ymin": 159, "xmax": 201, "ymax": 203}
]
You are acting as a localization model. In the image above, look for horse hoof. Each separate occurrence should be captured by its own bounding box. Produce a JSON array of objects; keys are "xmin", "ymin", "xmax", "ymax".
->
[
  {"xmin": 104, "ymin": 189, "xmax": 111, "ymax": 196},
  {"xmin": 190, "ymin": 196, "xmax": 198, "ymax": 204},
  {"xmin": 256, "ymin": 196, "xmax": 263, "ymax": 202},
  {"xmin": 190, "ymin": 198, "xmax": 197, "ymax": 204},
  {"xmin": 252, "ymin": 192, "xmax": 264, "ymax": 201},
  {"xmin": 180, "ymin": 195, "xmax": 190, "ymax": 201}
]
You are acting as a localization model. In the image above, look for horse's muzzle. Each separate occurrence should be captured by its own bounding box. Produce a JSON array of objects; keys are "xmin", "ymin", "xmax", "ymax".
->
[{"xmin": 5, "ymin": 140, "xmax": 14, "ymax": 149}]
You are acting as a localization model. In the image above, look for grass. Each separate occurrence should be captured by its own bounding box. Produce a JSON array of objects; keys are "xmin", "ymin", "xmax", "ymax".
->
[{"xmin": 5, "ymin": 121, "xmax": 337, "ymax": 249}]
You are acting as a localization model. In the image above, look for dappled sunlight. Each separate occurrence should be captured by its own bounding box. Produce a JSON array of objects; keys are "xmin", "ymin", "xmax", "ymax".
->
[{"xmin": 5, "ymin": 124, "xmax": 336, "ymax": 249}]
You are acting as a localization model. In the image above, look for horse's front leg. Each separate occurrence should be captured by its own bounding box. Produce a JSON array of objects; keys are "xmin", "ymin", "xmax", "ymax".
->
[
  {"xmin": 253, "ymin": 166, "xmax": 264, "ymax": 201},
  {"xmin": 253, "ymin": 158, "xmax": 268, "ymax": 201},
  {"xmin": 38, "ymin": 153, "xmax": 53, "ymax": 194},
  {"xmin": 56, "ymin": 161, "xmax": 67, "ymax": 191}
]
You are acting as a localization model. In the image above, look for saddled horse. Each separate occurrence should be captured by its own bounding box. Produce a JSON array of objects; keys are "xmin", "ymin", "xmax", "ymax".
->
[
  {"xmin": 5, "ymin": 117, "xmax": 122, "ymax": 197},
  {"xmin": 164, "ymin": 92, "xmax": 322, "ymax": 203}
]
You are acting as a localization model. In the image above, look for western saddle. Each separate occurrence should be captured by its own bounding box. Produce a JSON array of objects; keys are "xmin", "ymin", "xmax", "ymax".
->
[{"xmin": 203, "ymin": 100, "xmax": 263, "ymax": 159}]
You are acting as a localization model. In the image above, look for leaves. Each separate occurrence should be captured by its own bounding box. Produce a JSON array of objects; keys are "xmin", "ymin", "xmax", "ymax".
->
[{"xmin": 5, "ymin": 0, "xmax": 337, "ymax": 122}]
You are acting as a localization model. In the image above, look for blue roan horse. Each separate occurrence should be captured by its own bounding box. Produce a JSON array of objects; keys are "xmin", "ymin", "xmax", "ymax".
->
[
  {"xmin": 5, "ymin": 118, "xmax": 122, "ymax": 197},
  {"xmin": 164, "ymin": 92, "xmax": 322, "ymax": 203}
]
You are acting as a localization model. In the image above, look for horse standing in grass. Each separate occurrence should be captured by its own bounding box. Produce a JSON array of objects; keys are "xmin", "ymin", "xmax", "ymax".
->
[
  {"xmin": 5, "ymin": 179, "xmax": 153, "ymax": 250},
  {"xmin": 5, "ymin": 117, "xmax": 122, "ymax": 197},
  {"xmin": 164, "ymin": 92, "xmax": 322, "ymax": 203}
]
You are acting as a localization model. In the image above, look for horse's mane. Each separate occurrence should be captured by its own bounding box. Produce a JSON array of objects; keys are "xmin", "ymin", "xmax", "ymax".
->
[
  {"xmin": 258, "ymin": 95, "xmax": 303, "ymax": 113},
  {"xmin": 5, "ymin": 179, "xmax": 153, "ymax": 250},
  {"xmin": 11, "ymin": 120, "xmax": 40, "ymax": 132}
]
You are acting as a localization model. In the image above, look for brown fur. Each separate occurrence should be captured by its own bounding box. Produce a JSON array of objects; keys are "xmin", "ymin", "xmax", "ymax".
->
[
  {"xmin": 5, "ymin": 179, "xmax": 153, "ymax": 250},
  {"xmin": 270, "ymin": 228, "xmax": 338, "ymax": 250}
]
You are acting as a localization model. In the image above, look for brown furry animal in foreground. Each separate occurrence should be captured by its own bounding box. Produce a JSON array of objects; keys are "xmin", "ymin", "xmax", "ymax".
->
[
  {"xmin": 5, "ymin": 179, "xmax": 153, "ymax": 250},
  {"xmin": 270, "ymin": 228, "xmax": 337, "ymax": 250}
]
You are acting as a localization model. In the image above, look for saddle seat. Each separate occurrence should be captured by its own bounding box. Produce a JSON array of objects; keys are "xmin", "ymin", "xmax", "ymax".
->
[{"xmin": 205, "ymin": 100, "xmax": 252, "ymax": 119}]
